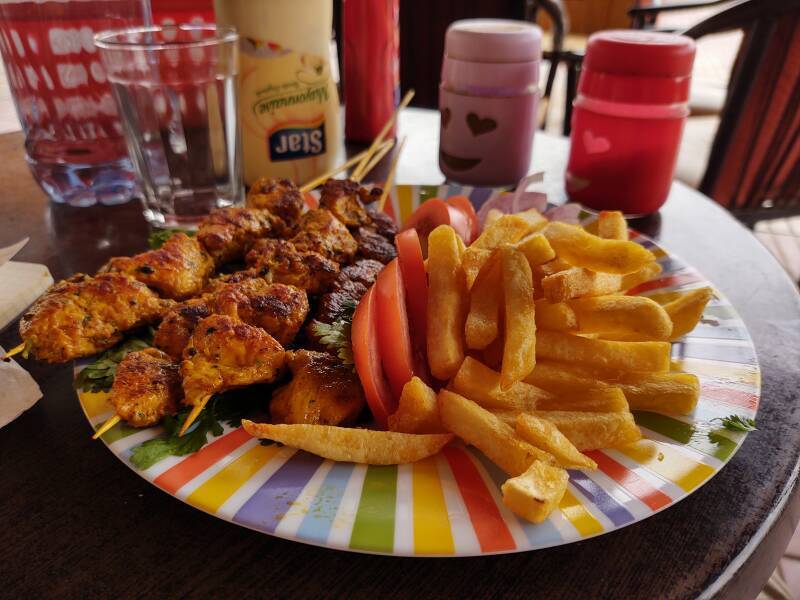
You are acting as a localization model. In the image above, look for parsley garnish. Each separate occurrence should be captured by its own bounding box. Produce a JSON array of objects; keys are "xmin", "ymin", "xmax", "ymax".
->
[
  {"xmin": 74, "ymin": 331, "xmax": 153, "ymax": 393},
  {"xmin": 147, "ymin": 228, "xmax": 195, "ymax": 249},
  {"xmin": 129, "ymin": 390, "xmax": 264, "ymax": 470},
  {"xmin": 309, "ymin": 297, "xmax": 357, "ymax": 365},
  {"xmin": 712, "ymin": 414, "xmax": 758, "ymax": 432}
]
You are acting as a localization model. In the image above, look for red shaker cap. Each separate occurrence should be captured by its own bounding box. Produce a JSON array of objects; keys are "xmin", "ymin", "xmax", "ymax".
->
[
  {"xmin": 445, "ymin": 19, "xmax": 542, "ymax": 63},
  {"xmin": 579, "ymin": 30, "xmax": 696, "ymax": 105},
  {"xmin": 584, "ymin": 30, "xmax": 695, "ymax": 77}
]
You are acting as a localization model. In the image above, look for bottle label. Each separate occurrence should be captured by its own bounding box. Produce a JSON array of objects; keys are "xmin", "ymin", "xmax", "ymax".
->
[{"xmin": 268, "ymin": 118, "xmax": 326, "ymax": 161}]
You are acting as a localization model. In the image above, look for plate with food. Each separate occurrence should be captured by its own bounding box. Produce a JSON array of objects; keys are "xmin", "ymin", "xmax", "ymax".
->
[{"xmin": 10, "ymin": 173, "xmax": 759, "ymax": 557}]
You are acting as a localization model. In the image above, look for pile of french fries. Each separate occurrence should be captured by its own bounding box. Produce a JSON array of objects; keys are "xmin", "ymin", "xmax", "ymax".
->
[{"xmin": 389, "ymin": 209, "xmax": 713, "ymax": 523}]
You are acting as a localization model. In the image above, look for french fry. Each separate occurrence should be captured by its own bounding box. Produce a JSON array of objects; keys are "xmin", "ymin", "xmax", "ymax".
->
[
  {"xmin": 427, "ymin": 225, "xmax": 468, "ymax": 380},
  {"xmin": 531, "ymin": 411, "xmax": 642, "ymax": 451},
  {"xmin": 463, "ymin": 247, "xmax": 493, "ymax": 289},
  {"xmin": 438, "ymin": 390, "xmax": 554, "ymax": 476},
  {"xmin": 526, "ymin": 360, "xmax": 700, "ymax": 415},
  {"xmin": 451, "ymin": 356, "xmax": 552, "ymax": 411},
  {"xmin": 568, "ymin": 295, "xmax": 673, "ymax": 340},
  {"xmin": 535, "ymin": 387, "xmax": 629, "ymax": 412},
  {"xmin": 515, "ymin": 413, "xmax": 597, "ymax": 469},
  {"xmin": 500, "ymin": 247, "xmax": 537, "ymax": 389},
  {"xmin": 473, "ymin": 214, "xmax": 535, "ymax": 250},
  {"xmin": 465, "ymin": 251, "xmax": 501, "ymax": 350},
  {"xmin": 515, "ymin": 233, "xmax": 556, "ymax": 269},
  {"xmin": 663, "ymin": 287, "xmax": 713, "ymax": 340},
  {"xmin": 501, "ymin": 460, "xmax": 568, "ymax": 524},
  {"xmin": 485, "ymin": 208, "xmax": 504, "ymax": 226},
  {"xmin": 543, "ymin": 222, "xmax": 656, "ymax": 275},
  {"xmin": 541, "ymin": 268, "xmax": 622, "ymax": 302},
  {"xmin": 482, "ymin": 334, "xmax": 504, "ymax": 370},
  {"xmin": 597, "ymin": 211, "xmax": 628, "ymax": 240},
  {"xmin": 388, "ymin": 376, "xmax": 443, "ymax": 434},
  {"xmin": 620, "ymin": 262, "xmax": 663, "ymax": 291},
  {"xmin": 241, "ymin": 420, "xmax": 454, "ymax": 465},
  {"xmin": 534, "ymin": 299, "xmax": 578, "ymax": 331},
  {"xmin": 535, "ymin": 257, "xmax": 573, "ymax": 277},
  {"xmin": 536, "ymin": 331, "xmax": 671, "ymax": 372},
  {"xmin": 515, "ymin": 208, "xmax": 549, "ymax": 233}
]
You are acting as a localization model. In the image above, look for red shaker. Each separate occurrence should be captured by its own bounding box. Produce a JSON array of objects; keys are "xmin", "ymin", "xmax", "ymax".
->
[
  {"xmin": 343, "ymin": 0, "xmax": 400, "ymax": 142},
  {"xmin": 565, "ymin": 31, "xmax": 695, "ymax": 215}
]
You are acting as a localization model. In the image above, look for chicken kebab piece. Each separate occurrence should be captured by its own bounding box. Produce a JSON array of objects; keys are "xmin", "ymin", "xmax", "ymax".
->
[
  {"xmin": 245, "ymin": 239, "xmax": 340, "ymax": 294},
  {"xmin": 100, "ymin": 233, "xmax": 215, "ymax": 300},
  {"xmin": 93, "ymin": 348, "xmax": 182, "ymax": 438},
  {"xmin": 179, "ymin": 314, "xmax": 287, "ymax": 435},
  {"xmin": 15, "ymin": 273, "xmax": 172, "ymax": 363},
  {"xmin": 153, "ymin": 279, "xmax": 309, "ymax": 360}
]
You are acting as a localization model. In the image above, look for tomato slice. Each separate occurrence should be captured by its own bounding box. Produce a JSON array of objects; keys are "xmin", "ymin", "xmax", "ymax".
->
[
  {"xmin": 374, "ymin": 259, "xmax": 416, "ymax": 399},
  {"xmin": 401, "ymin": 198, "xmax": 470, "ymax": 255},
  {"xmin": 351, "ymin": 286, "xmax": 396, "ymax": 428},
  {"xmin": 395, "ymin": 229, "xmax": 428, "ymax": 344},
  {"xmin": 446, "ymin": 195, "xmax": 480, "ymax": 244}
]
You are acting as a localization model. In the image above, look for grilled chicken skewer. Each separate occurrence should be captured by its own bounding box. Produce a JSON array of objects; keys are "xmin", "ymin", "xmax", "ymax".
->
[{"xmin": 179, "ymin": 314, "xmax": 287, "ymax": 436}]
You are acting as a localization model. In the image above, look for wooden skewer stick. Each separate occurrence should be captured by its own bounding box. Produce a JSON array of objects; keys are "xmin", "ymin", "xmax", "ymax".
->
[
  {"xmin": 92, "ymin": 415, "xmax": 121, "ymax": 440},
  {"xmin": 377, "ymin": 137, "xmax": 407, "ymax": 213},
  {"xmin": 351, "ymin": 89, "xmax": 415, "ymax": 182},
  {"xmin": 299, "ymin": 147, "xmax": 373, "ymax": 193},
  {"xmin": 352, "ymin": 138, "xmax": 396, "ymax": 184},
  {"xmin": 1, "ymin": 342, "xmax": 25, "ymax": 361},
  {"xmin": 178, "ymin": 395, "xmax": 212, "ymax": 437}
]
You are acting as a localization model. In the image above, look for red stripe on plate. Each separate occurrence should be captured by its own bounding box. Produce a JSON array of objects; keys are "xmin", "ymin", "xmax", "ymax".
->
[
  {"xmin": 627, "ymin": 271, "xmax": 705, "ymax": 295},
  {"xmin": 586, "ymin": 450, "xmax": 672, "ymax": 511},
  {"xmin": 154, "ymin": 428, "xmax": 252, "ymax": 494},
  {"xmin": 442, "ymin": 447, "xmax": 516, "ymax": 553},
  {"xmin": 701, "ymin": 383, "xmax": 759, "ymax": 409}
]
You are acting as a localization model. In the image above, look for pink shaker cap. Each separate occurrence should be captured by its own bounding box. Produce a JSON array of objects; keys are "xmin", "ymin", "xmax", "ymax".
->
[{"xmin": 445, "ymin": 19, "xmax": 542, "ymax": 63}]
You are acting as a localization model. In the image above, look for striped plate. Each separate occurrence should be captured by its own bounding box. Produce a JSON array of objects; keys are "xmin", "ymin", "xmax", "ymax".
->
[{"xmin": 76, "ymin": 184, "xmax": 760, "ymax": 556}]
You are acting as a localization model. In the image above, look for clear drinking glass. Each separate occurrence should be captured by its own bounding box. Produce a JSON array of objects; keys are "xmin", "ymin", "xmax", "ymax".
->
[{"xmin": 95, "ymin": 25, "xmax": 242, "ymax": 228}]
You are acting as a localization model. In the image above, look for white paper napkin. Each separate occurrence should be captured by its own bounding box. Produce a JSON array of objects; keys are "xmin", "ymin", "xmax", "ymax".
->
[{"xmin": 0, "ymin": 345, "xmax": 42, "ymax": 428}]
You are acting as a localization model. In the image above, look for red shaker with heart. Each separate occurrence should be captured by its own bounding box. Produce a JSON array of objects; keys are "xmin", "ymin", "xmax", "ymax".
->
[
  {"xmin": 566, "ymin": 31, "xmax": 696, "ymax": 214},
  {"xmin": 439, "ymin": 20, "xmax": 541, "ymax": 186}
]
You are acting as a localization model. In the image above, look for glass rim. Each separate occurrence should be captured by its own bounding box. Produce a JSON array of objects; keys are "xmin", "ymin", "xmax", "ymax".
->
[{"xmin": 94, "ymin": 24, "xmax": 239, "ymax": 51}]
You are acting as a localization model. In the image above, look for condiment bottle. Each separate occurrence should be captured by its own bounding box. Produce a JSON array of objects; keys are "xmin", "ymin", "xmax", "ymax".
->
[
  {"xmin": 343, "ymin": 0, "xmax": 400, "ymax": 142},
  {"xmin": 566, "ymin": 30, "xmax": 696, "ymax": 215},
  {"xmin": 214, "ymin": 0, "xmax": 341, "ymax": 186},
  {"xmin": 439, "ymin": 19, "xmax": 541, "ymax": 187}
]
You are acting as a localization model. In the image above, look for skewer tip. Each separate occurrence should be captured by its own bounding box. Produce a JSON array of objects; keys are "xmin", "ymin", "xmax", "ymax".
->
[
  {"xmin": 92, "ymin": 415, "xmax": 121, "ymax": 440},
  {"xmin": 1, "ymin": 342, "xmax": 26, "ymax": 362},
  {"xmin": 178, "ymin": 396, "xmax": 211, "ymax": 437}
]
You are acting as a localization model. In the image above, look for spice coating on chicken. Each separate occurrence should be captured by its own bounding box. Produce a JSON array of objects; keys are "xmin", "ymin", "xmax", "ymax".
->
[
  {"xmin": 314, "ymin": 259, "xmax": 383, "ymax": 325},
  {"xmin": 154, "ymin": 298, "xmax": 212, "ymax": 360},
  {"xmin": 197, "ymin": 207, "xmax": 276, "ymax": 265},
  {"xmin": 365, "ymin": 207, "xmax": 398, "ymax": 240},
  {"xmin": 19, "ymin": 273, "xmax": 172, "ymax": 363},
  {"xmin": 100, "ymin": 233, "xmax": 215, "ymax": 300},
  {"xmin": 318, "ymin": 179, "xmax": 372, "ymax": 228},
  {"xmin": 291, "ymin": 208, "xmax": 358, "ymax": 264},
  {"xmin": 246, "ymin": 238, "xmax": 339, "ymax": 294},
  {"xmin": 212, "ymin": 279, "xmax": 309, "ymax": 347},
  {"xmin": 353, "ymin": 226, "xmax": 397, "ymax": 264},
  {"xmin": 246, "ymin": 177, "xmax": 306, "ymax": 234},
  {"xmin": 201, "ymin": 269, "xmax": 263, "ymax": 295},
  {"xmin": 270, "ymin": 350, "xmax": 365, "ymax": 426},
  {"xmin": 181, "ymin": 314, "xmax": 286, "ymax": 406},
  {"xmin": 111, "ymin": 348, "xmax": 182, "ymax": 427}
]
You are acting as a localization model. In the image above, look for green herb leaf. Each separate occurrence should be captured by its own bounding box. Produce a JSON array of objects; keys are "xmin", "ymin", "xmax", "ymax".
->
[
  {"xmin": 712, "ymin": 414, "xmax": 758, "ymax": 432},
  {"xmin": 310, "ymin": 298, "xmax": 357, "ymax": 366},
  {"xmin": 74, "ymin": 330, "xmax": 154, "ymax": 393},
  {"xmin": 147, "ymin": 228, "xmax": 195, "ymax": 250}
]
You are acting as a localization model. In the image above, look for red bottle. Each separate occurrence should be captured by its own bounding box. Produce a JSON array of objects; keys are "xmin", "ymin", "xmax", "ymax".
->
[
  {"xmin": 565, "ymin": 31, "xmax": 695, "ymax": 215},
  {"xmin": 343, "ymin": 0, "xmax": 400, "ymax": 142}
]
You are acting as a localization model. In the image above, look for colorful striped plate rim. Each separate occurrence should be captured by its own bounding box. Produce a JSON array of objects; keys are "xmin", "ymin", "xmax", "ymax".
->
[{"xmin": 75, "ymin": 184, "xmax": 760, "ymax": 557}]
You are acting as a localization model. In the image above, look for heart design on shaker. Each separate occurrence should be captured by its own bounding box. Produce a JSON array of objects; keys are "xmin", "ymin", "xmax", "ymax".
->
[
  {"xmin": 582, "ymin": 130, "xmax": 611, "ymax": 155},
  {"xmin": 466, "ymin": 112, "xmax": 497, "ymax": 136},
  {"xmin": 441, "ymin": 107, "xmax": 451, "ymax": 128}
]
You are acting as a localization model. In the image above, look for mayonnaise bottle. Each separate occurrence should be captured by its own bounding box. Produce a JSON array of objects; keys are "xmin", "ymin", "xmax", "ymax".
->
[{"xmin": 214, "ymin": 0, "xmax": 341, "ymax": 186}]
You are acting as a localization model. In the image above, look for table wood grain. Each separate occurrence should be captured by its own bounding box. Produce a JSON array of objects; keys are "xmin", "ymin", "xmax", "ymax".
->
[{"xmin": 1, "ymin": 117, "xmax": 799, "ymax": 599}]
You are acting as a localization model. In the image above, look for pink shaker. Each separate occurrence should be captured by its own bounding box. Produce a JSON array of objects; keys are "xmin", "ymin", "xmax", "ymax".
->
[{"xmin": 439, "ymin": 19, "xmax": 542, "ymax": 186}]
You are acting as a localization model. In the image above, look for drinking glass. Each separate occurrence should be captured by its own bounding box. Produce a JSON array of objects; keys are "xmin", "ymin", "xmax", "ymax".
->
[{"xmin": 95, "ymin": 25, "xmax": 243, "ymax": 228}]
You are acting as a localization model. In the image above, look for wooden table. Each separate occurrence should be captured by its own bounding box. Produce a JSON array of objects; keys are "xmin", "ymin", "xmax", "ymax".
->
[{"xmin": 1, "ymin": 112, "xmax": 800, "ymax": 599}]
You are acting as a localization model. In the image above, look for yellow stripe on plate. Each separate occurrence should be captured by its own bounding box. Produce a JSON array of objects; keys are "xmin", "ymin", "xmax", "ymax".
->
[
  {"xmin": 78, "ymin": 390, "xmax": 113, "ymax": 419},
  {"xmin": 617, "ymin": 440, "xmax": 716, "ymax": 493},
  {"xmin": 397, "ymin": 185, "xmax": 414, "ymax": 224},
  {"xmin": 673, "ymin": 357, "xmax": 760, "ymax": 387},
  {"xmin": 412, "ymin": 457, "xmax": 455, "ymax": 555},
  {"xmin": 559, "ymin": 488, "xmax": 603, "ymax": 536},
  {"xmin": 187, "ymin": 443, "xmax": 282, "ymax": 513}
]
